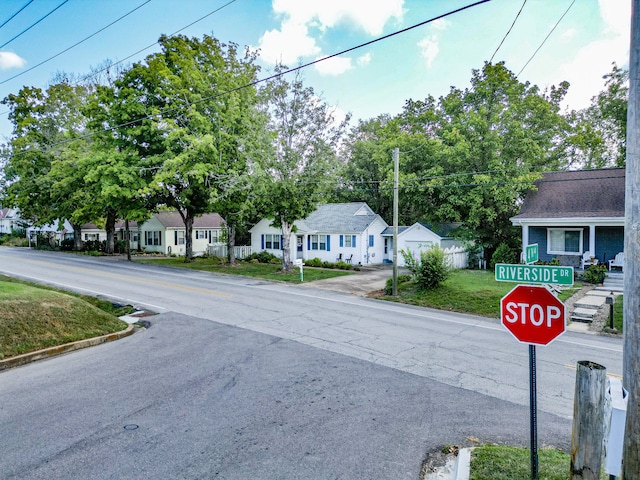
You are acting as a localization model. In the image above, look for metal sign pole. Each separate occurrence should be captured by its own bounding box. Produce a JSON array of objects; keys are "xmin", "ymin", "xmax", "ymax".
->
[{"xmin": 530, "ymin": 344, "xmax": 539, "ymax": 479}]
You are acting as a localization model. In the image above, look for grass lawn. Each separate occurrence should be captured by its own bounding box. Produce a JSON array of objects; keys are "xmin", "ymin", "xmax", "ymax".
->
[
  {"xmin": 135, "ymin": 256, "xmax": 353, "ymax": 283},
  {"xmin": 384, "ymin": 270, "xmax": 582, "ymax": 319},
  {"xmin": 0, "ymin": 276, "xmax": 129, "ymax": 360},
  {"xmin": 470, "ymin": 445, "xmax": 571, "ymax": 480}
]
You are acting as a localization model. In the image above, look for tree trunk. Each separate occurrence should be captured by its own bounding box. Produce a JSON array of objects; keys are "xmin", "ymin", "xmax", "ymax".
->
[
  {"xmin": 280, "ymin": 218, "xmax": 293, "ymax": 271},
  {"xmin": 125, "ymin": 219, "xmax": 131, "ymax": 262},
  {"xmin": 227, "ymin": 222, "xmax": 236, "ymax": 264},
  {"xmin": 105, "ymin": 210, "xmax": 116, "ymax": 254},
  {"xmin": 73, "ymin": 224, "xmax": 82, "ymax": 251},
  {"xmin": 184, "ymin": 214, "xmax": 194, "ymax": 261},
  {"xmin": 137, "ymin": 224, "xmax": 142, "ymax": 252}
]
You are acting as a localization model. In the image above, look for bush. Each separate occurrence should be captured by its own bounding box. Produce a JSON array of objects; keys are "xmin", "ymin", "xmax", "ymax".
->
[
  {"xmin": 60, "ymin": 238, "xmax": 75, "ymax": 251},
  {"xmin": 490, "ymin": 243, "xmax": 518, "ymax": 269},
  {"xmin": 335, "ymin": 261, "xmax": 353, "ymax": 270},
  {"xmin": 243, "ymin": 251, "xmax": 280, "ymax": 264},
  {"xmin": 384, "ymin": 274, "xmax": 412, "ymax": 295},
  {"xmin": 581, "ymin": 264, "xmax": 607, "ymax": 284},
  {"xmin": 304, "ymin": 257, "xmax": 323, "ymax": 267},
  {"xmin": 401, "ymin": 247, "xmax": 451, "ymax": 291}
]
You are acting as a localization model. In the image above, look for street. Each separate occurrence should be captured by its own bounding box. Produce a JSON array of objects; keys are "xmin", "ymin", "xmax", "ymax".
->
[{"xmin": 0, "ymin": 248, "xmax": 624, "ymax": 478}]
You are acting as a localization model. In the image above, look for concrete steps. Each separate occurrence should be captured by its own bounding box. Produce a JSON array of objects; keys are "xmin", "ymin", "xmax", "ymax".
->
[{"xmin": 569, "ymin": 272, "xmax": 623, "ymax": 324}]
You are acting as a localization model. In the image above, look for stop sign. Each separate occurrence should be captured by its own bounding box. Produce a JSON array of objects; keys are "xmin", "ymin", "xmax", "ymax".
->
[{"xmin": 500, "ymin": 284, "xmax": 566, "ymax": 345}]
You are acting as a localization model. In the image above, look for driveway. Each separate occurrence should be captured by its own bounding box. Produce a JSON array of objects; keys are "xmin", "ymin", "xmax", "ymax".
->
[{"xmin": 302, "ymin": 263, "xmax": 403, "ymax": 296}]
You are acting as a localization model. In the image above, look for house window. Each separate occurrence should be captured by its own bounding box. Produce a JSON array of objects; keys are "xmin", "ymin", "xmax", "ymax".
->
[
  {"xmin": 547, "ymin": 228, "xmax": 582, "ymax": 255},
  {"xmin": 129, "ymin": 232, "xmax": 139, "ymax": 242},
  {"xmin": 145, "ymin": 231, "xmax": 162, "ymax": 246},
  {"xmin": 369, "ymin": 235, "xmax": 374, "ymax": 247},
  {"xmin": 265, "ymin": 234, "xmax": 280, "ymax": 250},
  {"xmin": 311, "ymin": 235, "xmax": 328, "ymax": 250},
  {"xmin": 175, "ymin": 231, "xmax": 185, "ymax": 245},
  {"xmin": 344, "ymin": 235, "xmax": 352, "ymax": 247},
  {"xmin": 85, "ymin": 233, "xmax": 99, "ymax": 241}
]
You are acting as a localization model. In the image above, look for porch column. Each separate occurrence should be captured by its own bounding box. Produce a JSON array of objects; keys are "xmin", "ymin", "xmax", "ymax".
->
[
  {"xmin": 522, "ymin": 224, "xmax": 529, "ymax": 249},
  {"xmin": 589, "ymin": 224, "xmax": 596, "ymax": 256}
]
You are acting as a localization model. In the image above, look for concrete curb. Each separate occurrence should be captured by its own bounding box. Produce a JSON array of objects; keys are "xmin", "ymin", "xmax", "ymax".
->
[
  {"xmin": 454, "ymin": 448, "xmax": 472, "ymax": 479},
  {"xmin": 0, "ymin": 324, "xmax": 135, "ymax": 372}
]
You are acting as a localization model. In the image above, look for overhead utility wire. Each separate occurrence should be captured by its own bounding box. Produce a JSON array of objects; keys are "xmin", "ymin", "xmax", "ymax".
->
[
  {"xmin": 77, "ymin": 0, "xmax": 495, "ymax": 142},
  {"xmin": 8, "ymin": 0, "xmax": 493, "ymax": 153},
  {"xmin": 0, "ymin": 1, "xmax": 151, "ymax": 85},
  {"xmin": 517, "ymin": 0, "xmax": 575, "ymax": 77},
  {"xmin": 77, "ymin": 0, "xmax": 237, "ymax": 85},
  {"xmin": 490, "ymin": 0, "xmax": 526, "ymax": 63},
  {"xmin": 0, "ymin": 0, "xmax": 35, "ymax": 31},
  {"xmin": 0, "ymin": 0, "xmax": 69, "ymax": 49}
]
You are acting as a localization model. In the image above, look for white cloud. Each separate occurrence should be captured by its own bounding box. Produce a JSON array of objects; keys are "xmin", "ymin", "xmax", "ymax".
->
[
  {"xmin": 357, "ymin": 53, "xmax": 372, "ymax": 66},
  {"xmin": 314, "ymin": 55, "xmax": 353, "ymax": 75},
  {"xmin": 418, "ymin": 35, "xmax": 440, "ymax": 68},
  {"xmin": 258, "ymin": 0, "xmax": 403, "ymax": 67},
  {"xmin": 430, "ymin": 18, "xmax": 450, "ymax": 31},
  {"xmin": 558, "ymin": 0, "xmax": 630, "ymax": 110},
  {"xmin": 0, "ymin": 51, "xmax": 26, "ymax": 70},
  {"xmin": 560, "ymin": 28, "xmax": 577, "ymax": 42}
]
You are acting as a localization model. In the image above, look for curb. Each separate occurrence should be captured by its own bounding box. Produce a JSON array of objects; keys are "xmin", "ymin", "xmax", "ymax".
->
[
  {"xmin": 0, "ymin": 324, "xmax": 135, "ymax": 372},
  {"xmin": 454, "ymin": 448, "xmax": 472, "ymax": 479}
]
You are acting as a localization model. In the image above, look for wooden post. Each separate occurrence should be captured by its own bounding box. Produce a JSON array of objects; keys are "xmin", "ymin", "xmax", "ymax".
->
[
  {"xmin": 624, "ymin": 1, "xmax": 640, "ymax": 478},
  {"xmin": 570, "ymin": 361, "xmax": 607, "ymax": 479}
]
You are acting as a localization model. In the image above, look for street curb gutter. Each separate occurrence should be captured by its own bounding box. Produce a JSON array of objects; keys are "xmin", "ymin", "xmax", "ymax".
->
[{"xmin": 0, "ymin": 324, "xmax": 135, "ymax": 372}]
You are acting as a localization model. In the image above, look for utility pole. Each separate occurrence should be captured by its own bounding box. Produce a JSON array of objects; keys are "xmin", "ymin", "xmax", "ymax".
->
[
  {"xmin": 623, "ymin": 0, "xmax": 640, "ymax": 477},
  {"xmin": 392, "ymin": 147, "xmax": 399, "ymax": 296}
]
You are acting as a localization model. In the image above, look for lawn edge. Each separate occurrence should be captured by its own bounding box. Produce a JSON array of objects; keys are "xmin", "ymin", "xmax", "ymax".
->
[{"xmin": 0, "ymin": 323, "xmax": 135, "ymax": 372}]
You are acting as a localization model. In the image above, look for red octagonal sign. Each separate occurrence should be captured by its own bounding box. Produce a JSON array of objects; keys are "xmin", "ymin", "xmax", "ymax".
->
[{"xmin": 500, "ymin": 284, "xmax": 566, "ymax": 345}]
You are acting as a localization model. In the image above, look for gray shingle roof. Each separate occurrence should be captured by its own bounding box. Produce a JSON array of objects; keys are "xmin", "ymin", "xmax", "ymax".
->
[
  {"xmin": 512, "ymin": 168, "xmax": 625, "ymax": 219},
  {"xmin": 295, "ymin": 203, "xmax": 382, "ymax": 233},
  {"xmin": 154, "ymin": 211, "xmax": 225, "ymax": 228}
]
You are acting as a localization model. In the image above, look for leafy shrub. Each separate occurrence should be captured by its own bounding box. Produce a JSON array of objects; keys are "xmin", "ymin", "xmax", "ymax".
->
[
  {"xmin": 335, "ymin": 261, "xmax": 353, "ymax": 270},
  {"xmin": 60, "ymin": 238, "xmax": 75, "ymax": 251},
  {"xmin": 401, "ymin": 247, "xmax": 451, "ymax": 291},
  {"xmin": 490, "ymin": 243, "xmax": 518, "ymax": 269},
  {"xmin": 322, "ymin": 261, "xmax": 332, "ymax": 268},
  {"xmin": 581, "ymin": 264, "xmax": 607, "ymax": 284},
  {"xmin": 384, "ymin": 274, "xmax": 412, "ymax": 295},
  {"xmin": 243, "ymin": 251, "xmax": 280, "ymax": 264},
  {"xmin": 304, "ymin": 257, "xmax": 323, "ymax": 267}
]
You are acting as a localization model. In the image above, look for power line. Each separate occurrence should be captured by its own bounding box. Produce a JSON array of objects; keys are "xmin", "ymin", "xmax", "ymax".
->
[
  {"xmin": 0, "ymin": 1, "xmax": 151, "ymax": 86},
  {"xmin": 3, "ymin": 0, "xmax": 493, "ymax": 154},
  {"xmin": 0, "ymin": 0, "xmax": 69, "ymax": 49},
  {"xmin": 0, "ymin": 0, "xmax": 35, "ymax": 31},
  {"xmin": 490, "ymin": 0, "xmax": 527, "ymax": 63},
  {"xmin": 517, "ymin": 0, "xmax": 576, "ymax": 77},
  {"xmin": 76, "ymin": 0, "xmax": 237, "ymax": 86}
]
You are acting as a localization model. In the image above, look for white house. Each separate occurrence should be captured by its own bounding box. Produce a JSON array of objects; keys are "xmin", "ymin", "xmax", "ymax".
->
[
  {"xmin": 380, "ymin": 222, "xmax": 465, "ymax": 267},
  {"xmin": 250, "ymin": 202, "xmax": 389, "ymax": 265},
  {"xmin": 0, "ymin": 208, "xmax": 21, "ymax": 235}
]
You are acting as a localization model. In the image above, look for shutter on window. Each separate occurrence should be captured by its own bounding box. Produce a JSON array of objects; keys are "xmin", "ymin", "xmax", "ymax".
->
[
  {"xmin": 352, "ymin": 235, "xmax": 356, "ymax": 247},
  {"xmin": 326, "ymin": 235, "xmax": 330, "ymax": 251},
  {"xmin": 175, "ymin": 231, "xmax": 178, "ymax": 245},
  {"xmin": 307, "ymin": 236, "xmax": 311, "ymax": 250},
  {"xmin": 280, "ymin": 235, "xmax": 283, "ymax": 250},
  {"xmin": 261, "ymin": 234, "xmax": 264, "ymax": 250},
  {"xmin": 339, "ymin": 235, "xmax": 343, "ymax": 247}
]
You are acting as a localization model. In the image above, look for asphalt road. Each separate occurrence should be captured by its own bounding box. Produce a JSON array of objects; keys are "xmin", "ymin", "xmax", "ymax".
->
[{"xmin": 0, "ymin": 248, "xmax": 624, "ymax": 478}]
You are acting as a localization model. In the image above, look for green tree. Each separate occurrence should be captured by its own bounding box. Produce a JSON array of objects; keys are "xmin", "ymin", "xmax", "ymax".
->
[
  {"xmin": 259, "ymin": 68, "xmax": 349, "ymax": 271},
  {"xmin": 109, "ymin": 35, "xmax": 262, "ymax": 260}
]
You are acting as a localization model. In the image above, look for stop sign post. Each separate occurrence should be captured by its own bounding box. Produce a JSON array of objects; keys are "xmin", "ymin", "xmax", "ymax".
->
[
  {"xmin": 500, "ymin": 284, "xmax": 566, "ymax": 480},
  {"xmin": 501, "ymin": 284, "xmax": 566, "ymax": 345}
]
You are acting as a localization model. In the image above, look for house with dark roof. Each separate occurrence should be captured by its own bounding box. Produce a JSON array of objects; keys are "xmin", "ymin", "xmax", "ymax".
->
[
  {"xmin": 510, "ymin": 168, "xmax": 625, "ymax": 267},
  {"xmin": 249, "ymin": 202, "xmax": 389, "ymax": 265},
  {"xmin": 81, "ymin": 211, "xmax": 225, "ymax": 256}
]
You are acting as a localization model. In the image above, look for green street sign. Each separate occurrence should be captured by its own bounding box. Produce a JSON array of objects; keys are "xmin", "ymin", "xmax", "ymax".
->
[
  {"xmin": 495, "ymin": 263, "xmax": 574, "ymax": 286},
  {"xmin": 525, "ymin": 244, "xmax": 538, "ymax": 264}
]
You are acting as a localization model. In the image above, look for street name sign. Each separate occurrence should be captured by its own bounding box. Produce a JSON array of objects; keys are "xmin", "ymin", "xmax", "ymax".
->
[
  {"xmin": 500, "ymin": 284, "xmax": 566, "ymax": 346},
  {"xmin": 525, "ymin": 244, "xmax": 539, "ymax": 264},
  {"xmin": 495, "ymin": 263, "xmax": 574, "ymax": 286}
]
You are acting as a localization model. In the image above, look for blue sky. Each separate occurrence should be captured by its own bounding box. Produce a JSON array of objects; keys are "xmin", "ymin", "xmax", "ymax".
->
[{"xmin": 0, "ymin": 0, "xmax": 631, "ymax": 142}]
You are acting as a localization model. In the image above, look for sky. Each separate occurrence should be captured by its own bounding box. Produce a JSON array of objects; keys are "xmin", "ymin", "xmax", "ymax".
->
[{"xmin": 0, "ymin": 0, "xmax": 632, "ymax": 142}]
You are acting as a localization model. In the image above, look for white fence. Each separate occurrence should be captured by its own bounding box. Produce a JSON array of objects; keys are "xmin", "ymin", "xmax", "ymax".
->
[
  {"xmin": 206, "ymin": 245, "xmax": 252, "ymax": 259},
  {"xmin": 444, "ymin": 246, "xmax": 468, "ymax": 270}
]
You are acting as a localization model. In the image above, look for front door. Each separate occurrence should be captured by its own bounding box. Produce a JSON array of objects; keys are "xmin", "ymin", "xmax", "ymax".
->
[{"xmin": 296, "ymin": 236, "xmax": 304, "ymax": 259}]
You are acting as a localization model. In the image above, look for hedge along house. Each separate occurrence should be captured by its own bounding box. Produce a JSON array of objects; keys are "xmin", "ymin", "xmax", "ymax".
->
[
  {"xmin": 249, "ymin": 202, "xmax": 389, "ymax": 265},
  {"xmin": 510, "ymin": 168, "xmax": 625, "ymax": 268}
]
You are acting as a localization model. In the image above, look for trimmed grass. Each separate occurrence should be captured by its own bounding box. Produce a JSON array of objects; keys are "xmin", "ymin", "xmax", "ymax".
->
[
  {"xmin": 135, "ymin": 256, "xmax": 353, "ymax": 283},
  {"xmin": 0, "ymin": 277, "xmax": 129, "ymax": 360},
  {"xmin": 614, "ymin": 294, "xmax": 623, "ymax": 331},
  {"xmin": 384, "ymin": 270, "xmax": 582, "ymax": 318},
  {"xmin": 470, "ymin": 445, "xmax": 571, "ymax": 480}
]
